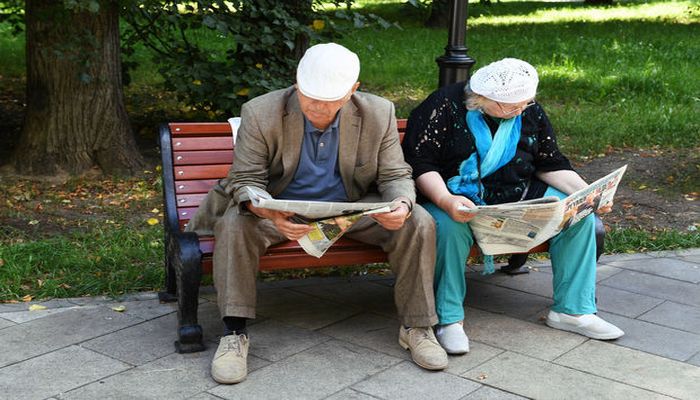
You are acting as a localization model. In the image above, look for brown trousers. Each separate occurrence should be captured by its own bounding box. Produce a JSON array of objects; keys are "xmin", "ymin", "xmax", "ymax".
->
[{"xmin": 212, "ymin": 205, "xmax": 438, "ymax": 327}]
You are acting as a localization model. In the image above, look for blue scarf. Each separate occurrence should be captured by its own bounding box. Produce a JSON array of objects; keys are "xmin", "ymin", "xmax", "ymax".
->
[{"xmin": 447, "ymin": 110, "xmax": 522, "ymax": 274}]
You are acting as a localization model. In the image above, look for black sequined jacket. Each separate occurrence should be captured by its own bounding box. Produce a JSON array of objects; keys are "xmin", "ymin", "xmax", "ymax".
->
[{"xmin": 402, "ymin": 81, "xmax": 573, "ymax": 205}]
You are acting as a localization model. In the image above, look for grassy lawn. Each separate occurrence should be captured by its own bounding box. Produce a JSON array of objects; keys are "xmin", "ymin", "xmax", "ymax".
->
[{"xmin": 0, "ymin": 0, "xmax": 698, "ymax": 301}]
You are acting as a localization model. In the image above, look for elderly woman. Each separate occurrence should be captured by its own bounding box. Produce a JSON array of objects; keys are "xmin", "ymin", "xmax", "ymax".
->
[{"xmin": 402, "ymin": 58, "xmax": 624, "ymax": 355}]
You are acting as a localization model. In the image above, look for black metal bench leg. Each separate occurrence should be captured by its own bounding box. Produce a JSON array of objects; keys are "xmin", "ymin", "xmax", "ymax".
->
[
  {"xmin": 158, "ymin": 232, "xmax": 178, "ymax": 303},
  {"xmin": 171, "ymin": 232, "xmax": 205, "ymax": 353}
]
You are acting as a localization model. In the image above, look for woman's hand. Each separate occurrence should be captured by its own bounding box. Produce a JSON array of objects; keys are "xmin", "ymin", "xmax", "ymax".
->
[
  {"xmin": 437, "ymin": 194, "xmax": 477, "ymax": 223},
  {"xmin": 246, "ymin": 202, "xmax": 314, "ymax": 240}
]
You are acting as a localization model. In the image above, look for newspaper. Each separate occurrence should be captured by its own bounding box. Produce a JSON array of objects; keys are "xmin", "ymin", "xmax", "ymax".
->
[
  {"xmin": 244, "ymin": 186, "xmax": 392, "ymax": 257},
  {"xmin": 457, "ymin": 165, "xmax": 627, "ymax": 255}
]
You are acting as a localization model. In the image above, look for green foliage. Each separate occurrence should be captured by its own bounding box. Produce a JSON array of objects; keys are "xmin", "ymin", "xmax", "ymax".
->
[
  {"xmin": 121, "ymin": 1, "xmax": 357, "ymax": 115},
  {"xmin": 605, "ymin": 228, "xmax": 700, "ymax": 254}
]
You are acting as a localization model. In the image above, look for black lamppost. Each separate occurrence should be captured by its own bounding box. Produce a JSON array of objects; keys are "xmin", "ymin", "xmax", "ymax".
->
[{"xmin": 436, "ymin": 0, "xmax": 475, "ymax": 87}]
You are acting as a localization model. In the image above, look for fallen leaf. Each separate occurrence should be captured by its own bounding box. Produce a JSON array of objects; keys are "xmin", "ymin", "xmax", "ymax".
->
[
  {"xmin": 111, "ymin": 305, "xmax": 127, "ymax": 312},
  {"xmin": 29, "ymin": 304, "xmax": 47, "ymax": 311},
  {"xmin": 28, "ymin": 220, "xmax": 39, "ymax": 225},
  {"xmin": 146, "ymin": 218, "xmax": 159, "ymax": 225},
  {"xmin": 0, "ymin": 259, "xmax": 4, "ymax": 267},
  {"xmin": 22, "ymin": 295, "xmax": 33, "ymax": 302},
  {"xmin": 638, "ymin": 184, "xmax": 647, "ymax": 190},
  {"xmin": 150, "ymin": 208, "xmax": 159, "ymax": 213},
  {"xmin": 477, "ymin": 373, "xmax": 488, "ymax": 381}
]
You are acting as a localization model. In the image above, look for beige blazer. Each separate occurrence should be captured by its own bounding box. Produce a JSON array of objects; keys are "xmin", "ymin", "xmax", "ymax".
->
[{"xmin": 186, "ymin": 86, "xmax": 415, "ymax": 235}]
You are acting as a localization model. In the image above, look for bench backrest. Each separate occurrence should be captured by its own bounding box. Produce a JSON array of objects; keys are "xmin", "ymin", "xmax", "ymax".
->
[{"xmin": 160, "ymin": 119, "xmax": 408, "ymax": 235}]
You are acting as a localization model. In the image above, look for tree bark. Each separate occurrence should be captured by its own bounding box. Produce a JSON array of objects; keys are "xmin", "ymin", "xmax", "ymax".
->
[{"xmin": 14, "ymin": 0, "xmax": 143, "ymax": 176}]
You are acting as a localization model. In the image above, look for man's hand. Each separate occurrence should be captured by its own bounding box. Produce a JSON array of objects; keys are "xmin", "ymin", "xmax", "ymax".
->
[
  {"xmin": 246, "ymin": 202, "xmax": 314, "ymax": 241},
  {"xmin": 372, "ymin": 201, "xmax": 410, "ymax": 231},
  {"xmin": 437, "ymin": 194, "xmax": 477, "ymax": 223}
]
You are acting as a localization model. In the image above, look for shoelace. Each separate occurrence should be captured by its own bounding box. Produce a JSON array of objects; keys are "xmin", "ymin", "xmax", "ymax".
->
[{"xmin": 222, "ymin": 335, "xmax": 243, "ymax": 354}]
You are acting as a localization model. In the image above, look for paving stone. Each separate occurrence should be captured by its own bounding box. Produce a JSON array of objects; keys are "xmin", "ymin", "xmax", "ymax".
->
[
  {"xmin": 0, "ymin": 316, "xmax": 16, "ymax": 329},
  {"xmin": 256, "ymin": 288, "xmax": 361, "ymax": 330},
  {"xmin": 0, "ymin": 345, "xmax": 130, "ymax": 400},
  {"xmin": 598, "ymin": 252, "xmax": 655, "ymax": 263},
  {"xmin": 352, "ymin": 361, "xmax": 481, "ymax": 400},
  {"xmin": 599, "ymin": 270, "xmax": 700, "ymax": 307},
  {"xmin": 187, "ymin": 392, "xmax": 224, "ymax": 400},
  {"xmin": 606, "ymin": 257, "xmax": 700, "ymax": 283},
  {"xmin": 465, "ymin": 281, "xmax": 551, "ymax": 320},
  {"xmin": 462, "ymin": 386, "xmax": 529, "ymax": 400},
  {"xmin": 319, "ymin": 313, "xmax": 407, "ymax": 360},
  {"xmin": 62, "ymin": 347, "xmax": 267, "ymax": 400},
  {"xmin": 468, "ymin": 269, "xmax": 553, "ymax": 298},
  {"xmin": 290, "ymin": 280, "xmax": 397, "ymax": 318},
  {"xmin": 100, "ymin": 298, "xmax": 177, "ymax": 321},
  {"xmin": 325, "ymin": 388, "xmax": 380, "ymax": 400},
  {"xmin": 687, "ymin": 351, "xmax": 700, "ymax": 367},
  {"xmin": 638, "ymin": 301, "xmax": 700, "ymax": 334},
  {"xmin": 445, "ymin": 341, "xmax": 504, "ymax": 376},
  {"xmin": 208, "ymin": 340, "xmax": 400, "ymax": 400},
  {"xmin": 650, "ymin": 248, "xmax": 700, "ymax": 258},
  {"xmin": 82, "ymin": 314, "xmax": 177, "ymax": 365},
  {"xmin": 595, "ymin": 285, "xmax": 665, "ymax": 318},
  {"xmin": 597, "ymin": 311, "xmax": 700, "ymax": 361},
  {"xmin": 0, "ymin": 305, "xmax": 86, "ymax": 324},
  {"xmin": 681, "ymin": 254, "xmax": 700, "ymax": 264},
  {"xmin": 247, "ymin": 319, "xmax": 331, "ymax": 362},
  {"xmin": 464, "ymin": 307, "xmax": 586, "ymax": 361},
  {"xmin": 463, "ymin": 351, "xmax": 673, "ymax": 400},
  {"xmin": 0, "ymin": 306, "xmax": 142, "ymax": 367},
  {"xmin": 555, "ymin": 340, "xmax": 700, "ymax": 400}
]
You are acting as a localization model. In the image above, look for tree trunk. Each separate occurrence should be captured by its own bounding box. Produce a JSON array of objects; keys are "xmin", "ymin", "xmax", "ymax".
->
[{"xmin": 14, "ymin": 0, "xmax": 143, "ymax": 176}]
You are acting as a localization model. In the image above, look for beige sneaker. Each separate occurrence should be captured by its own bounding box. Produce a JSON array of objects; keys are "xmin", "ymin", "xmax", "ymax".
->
[
  {"xmin": 211, "ymin": 334, "xmax": 249, "ymax": 384},
  {"xmin": 399, "ymin": 326, "xmax": 448, "ymax": 370}
]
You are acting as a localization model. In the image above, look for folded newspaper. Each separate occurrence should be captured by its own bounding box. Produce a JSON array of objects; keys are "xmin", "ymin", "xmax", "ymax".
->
[
  {"xmin": 244, "ymin": 186, "xmax": 392, "ymax": 258},
  {"xmin": 457, "ymin": 165, "xmax": 627, "ymax": 255}
]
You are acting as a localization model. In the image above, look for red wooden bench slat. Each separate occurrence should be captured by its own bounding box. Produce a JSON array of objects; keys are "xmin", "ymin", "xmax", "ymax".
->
[
  {"xmin": 174, "ymin": 165, "xmax": 231, "ymax": 180},
  {"xmin": 173, "ymin": 150, "xmax": 234, "ymax": 166},
  {"xmin": 169, "ymin": 122, "xmax": 232, "ymax": 135},
  {"xmin": 175, "ymin": 179, "xmax": 220, "ymax": 194},
  {"xmin": 171, "ymin": 137, "xmax": 233, "ymax": 151},
  {"xmin": 176, "ymin": 193, "xmax": 208, "ymax": 208}
]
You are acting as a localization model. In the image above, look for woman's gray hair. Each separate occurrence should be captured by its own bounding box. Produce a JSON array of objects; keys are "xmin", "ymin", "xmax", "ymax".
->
[{"xmin": 463, "ymin": 83, "xmax": 490, "ymax": 111}]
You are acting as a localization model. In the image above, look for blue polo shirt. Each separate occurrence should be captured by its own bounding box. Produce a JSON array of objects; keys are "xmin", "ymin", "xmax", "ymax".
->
[{"xmin": 277, "ymin": 115, "xmax": 348, "ymax": 201}]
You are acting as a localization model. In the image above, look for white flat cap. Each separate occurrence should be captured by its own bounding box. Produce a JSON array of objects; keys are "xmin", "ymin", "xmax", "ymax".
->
[
  {"xmin": 470, "ymin": 58, "xmax": 539, "ymax": 103},
  {"xmin": 296, "ymin": 43, "xmax": 360, "ymax": 101}
]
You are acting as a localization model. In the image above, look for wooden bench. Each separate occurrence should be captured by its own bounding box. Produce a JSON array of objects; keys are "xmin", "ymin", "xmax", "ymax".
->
[{"xmin": 157, "ymin": 119, "xmax": 555, "ymax": 353}]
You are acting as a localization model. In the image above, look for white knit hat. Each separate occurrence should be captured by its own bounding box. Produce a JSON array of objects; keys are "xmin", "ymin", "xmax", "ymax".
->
[
  {"xmin": 470, "ymin": 58, "xmax": 538, "ymax": 103},
  {"xmin": 296, "ymin": 43, "xmax": 360, "ymax": 101}
]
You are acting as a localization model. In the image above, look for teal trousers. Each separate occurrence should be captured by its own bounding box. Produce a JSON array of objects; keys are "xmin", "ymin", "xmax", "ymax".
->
[{"xmin": 425, "ymin": 187, "xmax": 598, "ymax": 325}]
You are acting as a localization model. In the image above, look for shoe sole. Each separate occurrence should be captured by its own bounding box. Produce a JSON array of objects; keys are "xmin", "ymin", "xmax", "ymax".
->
[
  {"xmin": 546, "ymin": 319, "xmax": 623, "ymax": 340},
  {"xmin": 398, "ymin": 336, "xmax": 448, "ymax": 370},
  {"xmin": 211, "ymin": 369, "xmax": 247, "ymax": 384}
]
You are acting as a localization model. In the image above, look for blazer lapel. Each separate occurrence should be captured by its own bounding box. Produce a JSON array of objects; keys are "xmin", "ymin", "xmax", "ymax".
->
[
  {"xmin": 339, "ymin": 99, "xmax": 361, "ymax": 198},
  {"xmin": 279, "ymin": 92, "xmax": 305, "ymax": 191}
]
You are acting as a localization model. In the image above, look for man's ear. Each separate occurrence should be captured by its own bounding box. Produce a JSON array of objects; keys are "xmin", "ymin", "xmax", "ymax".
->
[{"xmin": 351, "ymin": 82, "xmax": 360, "ymax": 94}]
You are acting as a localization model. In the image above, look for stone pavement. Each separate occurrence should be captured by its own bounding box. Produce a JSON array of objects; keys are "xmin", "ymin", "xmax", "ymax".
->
[{"xmin": 1, "ymin": 248, "xmax": 699, "ymax": 400}]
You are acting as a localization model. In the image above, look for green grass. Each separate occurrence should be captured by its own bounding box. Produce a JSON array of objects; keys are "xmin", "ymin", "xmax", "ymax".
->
[
  {"xmin": 605, "ymin": 228, "xmax": 700, "ymax": 254},
  {"xmin": 0, "ymin": 226, "xmax": 164, "ymax": 301}
]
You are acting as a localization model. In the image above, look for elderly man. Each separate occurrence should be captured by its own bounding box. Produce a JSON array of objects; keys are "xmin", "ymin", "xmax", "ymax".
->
[{"xmin": 187, "ymin": 43, "xmax": 447, "ymax": 384}]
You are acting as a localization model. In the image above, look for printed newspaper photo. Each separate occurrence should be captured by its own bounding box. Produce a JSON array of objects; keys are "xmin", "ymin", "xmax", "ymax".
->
[
  {"xmin": 457, "ymin": 165, "xmax": 627, "ymax": 255},
  {"xmin": 244, "ymin": 186, "xmax": 392, "ymax": 257}
]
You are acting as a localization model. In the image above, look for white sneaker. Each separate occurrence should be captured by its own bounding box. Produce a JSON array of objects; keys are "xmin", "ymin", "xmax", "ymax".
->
[
  {"xmin": 435, "ymin": 322, "xmax": 470, "ymax": 355},
  {"xmin": 546, "ymin": 310, "xmax": 624, "ymax": 340}
]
